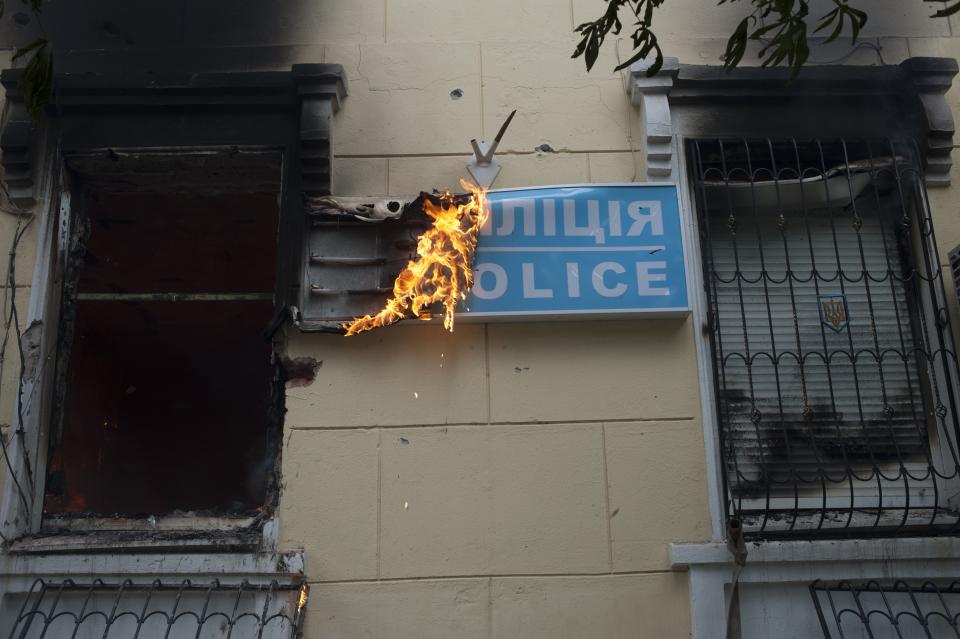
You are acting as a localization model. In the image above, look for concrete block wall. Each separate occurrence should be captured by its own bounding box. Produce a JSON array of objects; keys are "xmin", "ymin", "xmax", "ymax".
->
[
  {"xmin": 277, "ymin": 9, "xmax": 713, "ymax": 634},
  {"xmin": 280, "ymin": 320, "xmax": 707, "ymax": 638}
]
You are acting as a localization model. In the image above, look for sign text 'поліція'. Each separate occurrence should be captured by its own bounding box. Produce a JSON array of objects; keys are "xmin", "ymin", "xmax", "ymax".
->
[{"xmin": 462, "ymin": 185, "xmax": 688, "ymax": 319}]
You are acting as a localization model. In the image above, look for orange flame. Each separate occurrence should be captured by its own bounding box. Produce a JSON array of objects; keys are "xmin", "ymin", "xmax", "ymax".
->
[
  {"xmin": 297, "ymin": 584, "xmax": 309, "ymax": 614},
  {"xmin": 342, "ymin": 180, "xmax": 489, "ymax": 336}
]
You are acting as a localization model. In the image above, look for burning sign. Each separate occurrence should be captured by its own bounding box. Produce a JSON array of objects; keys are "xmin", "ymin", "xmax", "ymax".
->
[{"xmin": 342, "ymin": 181, "xmax": 489, "ymax": 336}]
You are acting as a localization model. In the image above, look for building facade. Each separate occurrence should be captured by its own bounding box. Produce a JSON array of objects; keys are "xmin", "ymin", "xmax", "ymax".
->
[{"xmin": 0, "ymin": 1, "xmax": 958, "ymax": 637}]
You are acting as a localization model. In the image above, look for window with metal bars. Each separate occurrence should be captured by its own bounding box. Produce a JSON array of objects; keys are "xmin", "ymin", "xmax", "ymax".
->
[
  {"xmin": 690, "ymin": 138, "xmax": 960, "ymax": 539},
  {"xmin": 3, "ymin": 579, "xmax": 308, "ymax": 638},
  {"xmin": 810, "ymin": 580, "xmax": 960, "ymax": 638}
]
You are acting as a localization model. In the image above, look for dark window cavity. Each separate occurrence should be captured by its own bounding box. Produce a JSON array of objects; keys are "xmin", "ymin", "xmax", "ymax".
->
[{"xmin": 44, "ymin": 188, "xmax": 281, "ymax": 517}]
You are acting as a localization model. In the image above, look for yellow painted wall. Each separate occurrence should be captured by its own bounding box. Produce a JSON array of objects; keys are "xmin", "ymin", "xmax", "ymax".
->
[
  {"xmin": 0, "ymin": 47, "xmax": 34, "ymax": 506},
  {"xmin": 281, "ymin": 5, "xmax": 710, "ymax": 637},
  {"xmin": 275, "ymin": 4, "xmax": 960, "ymax": 637}
]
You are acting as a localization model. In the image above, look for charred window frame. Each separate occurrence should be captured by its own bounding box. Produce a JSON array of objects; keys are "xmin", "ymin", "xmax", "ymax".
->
[
  {"xmin": 690, "ymin": 138, "xmax": 960, "ymax": 539},
  {"xmin": 0, "ymin": 65, "xmax": 346, "ymax": 543},
  {"xmin": 42, "ymin": 155, "xmax": 285, "ymax": 532}
]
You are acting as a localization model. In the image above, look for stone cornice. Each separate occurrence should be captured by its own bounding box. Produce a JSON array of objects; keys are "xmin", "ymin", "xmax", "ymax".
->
[
  {"xmin": 0, "ymin": 64, "xmax": 347, "ymax": 206},
  {"xmin": 625, "ymin": 57, "xmax": 958, "ymax": 186}
]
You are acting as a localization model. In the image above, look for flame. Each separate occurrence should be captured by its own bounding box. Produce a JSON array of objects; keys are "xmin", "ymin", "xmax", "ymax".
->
[
  {"xmin": 342, "ymin": 180, "xmax": 489, "ymax": 336},
  {"xmin": 297, "ymin": 584, "xmax": 309, "ymax": 614}
]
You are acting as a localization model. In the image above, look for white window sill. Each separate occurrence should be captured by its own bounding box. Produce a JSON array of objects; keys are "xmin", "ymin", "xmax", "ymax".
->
[
  {"xmin": 41, "ymin": 513, "xmax": 259, "ymax": 531},
  {"xmin": 671, "ymin": 536, "xmax": 960, "ymax": 571},
  {"xmin": 8, "ymin": 513, "xmax": 282, "ymax": 555},
  {"xmin": 0, "ymin": 550, "xmax": 304, "ymax": 590},
  {"xmin": 674, "ymin": 537, "xmax": 960, "ymax": 638},
  {"xmin": 9, "ymin": 530, "xmax": 262, "ymax": 555}
]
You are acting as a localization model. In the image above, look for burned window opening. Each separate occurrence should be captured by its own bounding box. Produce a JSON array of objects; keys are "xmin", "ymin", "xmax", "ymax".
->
[
  {"xmin": 0, "ymin": 66, "xmax": 346, "ymax": 540},
  {"xmin": 691, "ymin": 138, "xmax": 960, "ymax": 539},
  {"xmin": 44, "ymin": 187, "xmax": 285, "ymax": 520}
]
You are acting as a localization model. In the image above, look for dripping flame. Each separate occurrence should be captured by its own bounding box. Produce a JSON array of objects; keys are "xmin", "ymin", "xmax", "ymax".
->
[
  {"xmin": 342, "ymin": 180, "xmax": 489, "ymax": 336},
  {"xmin": 297, "ymin": 583, "xmax": 309, "ymax": 614}
]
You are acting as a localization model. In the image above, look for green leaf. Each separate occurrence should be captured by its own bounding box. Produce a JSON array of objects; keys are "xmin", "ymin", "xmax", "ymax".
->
[
  {"xmin": 574, "ymin": 0, "xmax": 872, "ymax": 81},
  {"xmin": 11, "ymin": 36, "xmax": 46, "ymax": 62},
  {"xmin": 614, "ymin": 27, "xmax": 664, "ymax": 73},
  {"xmin": 814, "ymin": 7, "xmax": 842, "ymax": 42},
  {"xmin": 931, "ymin": 0, "xmax": 960, "ymax": 18},
  {"xmin": 573, "ymin": 1, "xmax": 658, "ymax": 73},
  {"xmin": 847, "ymin": 6, "xmax": 868, "ymax": 42},
  {"xmin": 723, "ymin": 17, "xmax": 752, "ymax": 70},
  {"xmin": 788, "ymin": 23, "xmax": 810, "ymax": 81},
  {"xmin": 572, "ymin": 31, "xmax": 590, "ymax": 57},
  {"xmin": 14, "ymin": 37, "xmax": 52, "ymax": 119}
]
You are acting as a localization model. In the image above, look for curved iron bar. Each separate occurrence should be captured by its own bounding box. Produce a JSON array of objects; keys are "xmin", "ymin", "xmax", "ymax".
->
[
  {"xmin": 811, "ymin": 580, "xmax": 960, "ymax": 638},
  {"xmin": 693, "ymin": 137, "xmax": 960, "ymax": 539},
  {"xmin": 7, "ymin": 578, "xmax": 308, "ymax": 639}
]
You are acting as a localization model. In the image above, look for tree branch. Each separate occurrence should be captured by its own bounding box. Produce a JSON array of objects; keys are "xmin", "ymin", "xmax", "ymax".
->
[{"xmin": 574, "ymin": 0, "xmax": 950, "ymax": 79}]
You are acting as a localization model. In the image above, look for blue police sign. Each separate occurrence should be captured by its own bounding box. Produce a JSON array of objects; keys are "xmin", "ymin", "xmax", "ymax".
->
[{"xmin": 462, "ymin": 184, "xmax": 688, "ymax": 318}]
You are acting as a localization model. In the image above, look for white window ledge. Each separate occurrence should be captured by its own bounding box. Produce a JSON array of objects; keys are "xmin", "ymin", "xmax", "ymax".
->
[
  {"xmin": 674, "ymin": 538, "xmax": 960, "ymax": 639},
  {"xmin": 672, "ymin": 536, "xmax": 960, "ymax": 570},
  {"xmin": 0, "ymin": 550, "xmax": 305, "ymax": 593}
]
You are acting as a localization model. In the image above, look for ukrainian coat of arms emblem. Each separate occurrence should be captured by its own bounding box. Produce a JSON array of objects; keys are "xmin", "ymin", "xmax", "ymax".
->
[{"xmin": 819, "ymin": 294, "xmax": 849, "ymax": 332}]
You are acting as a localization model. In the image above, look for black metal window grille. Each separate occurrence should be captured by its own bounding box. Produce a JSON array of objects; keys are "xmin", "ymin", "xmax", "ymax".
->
[
  {"xmin": 810, "ymin": 580, "xmax": 960, "ymax": 638},
  {"xmin": 690, "ymin": 138, "xmax": 960, "ymax": 539},
  {"xmin": 5, "ymin": 579, "xmax": 308, "ymax": 638}
]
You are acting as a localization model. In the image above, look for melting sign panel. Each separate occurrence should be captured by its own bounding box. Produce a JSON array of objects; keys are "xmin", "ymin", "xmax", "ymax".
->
[{"xmin": 464, "ymin": 185, "xmax": 688, "ymax": 318}]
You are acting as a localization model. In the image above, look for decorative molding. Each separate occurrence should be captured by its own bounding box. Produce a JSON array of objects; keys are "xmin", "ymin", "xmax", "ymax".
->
[
  {"xmin": 624, "ymin": 57, "xmax": 959, "ymax": 186},
  {"xmin": 671, "ymin": 537, "xmax": 960, "ymax": 569},
  {"xmin": 0, "ymin": 63, "xmax": 348, "ymax": 354},
  {"xmin": 0, "ymin": 64, "xmax": 348, "ymax": 205},
  {"xmin": 624, "ymin": 57, "xmax": 680, "ymax": 181},
  {"xmin": 0, "ymin": 75, "xmax": 39, "ymax": 208},
  {"xmin": 293, "ymin": 63, "xmax": 348, "ymax": 199},
  {"xmin": 902, "ymin": 57, "xmax": 958, "ymax": 188}
]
